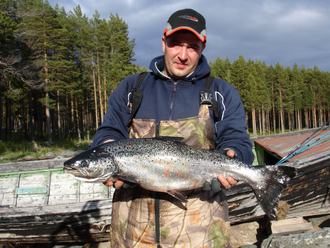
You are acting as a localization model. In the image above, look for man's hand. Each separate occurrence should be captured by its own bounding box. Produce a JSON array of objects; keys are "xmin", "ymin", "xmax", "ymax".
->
[
  {"xmin": 104, "ymin": 180, "xmax": 125, "ymax": 188},
  {"xmin": 218, "ymin": 149, "xmax": 238, "ymax": 188},
  {"xmin": 204, "ymin": 149, "xmax": 238, "ymax": 191},
  {"xmin": 217, "ymin": 174, "xmax": 237, "ymax": 189}
]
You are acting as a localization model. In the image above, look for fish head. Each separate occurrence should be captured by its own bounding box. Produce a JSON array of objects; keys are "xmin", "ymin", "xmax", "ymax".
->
[{"xmin": 63, "ymin": 145, "xmax": 116, "ymax": 183}]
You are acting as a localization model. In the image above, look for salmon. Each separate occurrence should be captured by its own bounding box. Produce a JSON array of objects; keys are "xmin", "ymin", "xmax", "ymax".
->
[{"xmin": 64, "ymin": 137, "xmax": 296, "ymax": 219}]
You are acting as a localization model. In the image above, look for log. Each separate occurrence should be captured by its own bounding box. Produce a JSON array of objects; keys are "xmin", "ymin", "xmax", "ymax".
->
[{"xmin": 0, "ymin": 159, "xmax": 67, "ymax": 173}]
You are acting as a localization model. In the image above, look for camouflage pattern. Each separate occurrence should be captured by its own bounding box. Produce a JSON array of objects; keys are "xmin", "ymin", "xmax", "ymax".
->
[
  {"xmin": 112, "ymin": 104, "xmax": 231, "ymax": 247},
  {"xmin": 129, "ymin": 119, "xmax": 157, "ymax": 139},
  {"xmin": 110, "ymin": 188, "xmax": 230, "ymax": 248},
  {"xmin": 129, "ymin": 105, "xmax": 215, "ymax": 151}
]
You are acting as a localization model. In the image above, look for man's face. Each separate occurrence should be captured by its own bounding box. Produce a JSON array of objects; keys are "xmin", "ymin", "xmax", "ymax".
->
[{"xmin": 162, "ymin": 31, "xmax": 205, "ymax": 81}]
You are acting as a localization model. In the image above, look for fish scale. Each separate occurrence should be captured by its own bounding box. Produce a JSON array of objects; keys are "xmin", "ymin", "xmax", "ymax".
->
[{"xmin": 64, "ymin": 137, "xmax": 297, "ymax": 219}]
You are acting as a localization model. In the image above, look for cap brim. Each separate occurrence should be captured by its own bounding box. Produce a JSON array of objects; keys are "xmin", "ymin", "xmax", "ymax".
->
[{"xmin": 164, "ymin": 27, "xmax": 207, "ymax": 43}]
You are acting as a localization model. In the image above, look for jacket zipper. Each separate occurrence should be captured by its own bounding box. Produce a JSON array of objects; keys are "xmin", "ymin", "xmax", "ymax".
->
[{"xmin": 169, "ymin": 81, "xmax": 177, "ymax": 120}]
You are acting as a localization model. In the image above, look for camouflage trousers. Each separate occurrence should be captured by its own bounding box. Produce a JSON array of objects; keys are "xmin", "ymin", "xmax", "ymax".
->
[{"xmin": 110, "ymin": 187, "xmax": 231, "ymax": 248}]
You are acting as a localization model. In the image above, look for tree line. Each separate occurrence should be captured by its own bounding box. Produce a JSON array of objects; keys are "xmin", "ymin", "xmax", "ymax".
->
[
  {"xmin": 1, "ymin": 0, "xmax": 329, "ymax": 144},
  {"xmin": 1, "ymin": 0, "xmax": 147, "ymax": 143},
  {"xmin": 210, "ymin": 56, "xmax": 330, "ymax": 136}
]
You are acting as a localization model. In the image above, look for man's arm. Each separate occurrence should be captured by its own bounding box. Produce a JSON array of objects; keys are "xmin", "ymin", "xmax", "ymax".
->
[
  {"xmin": 213, "ymin": 79, "xmax": 254, "ymax": 165},
  {"xmin": 213, "ymin": 79, "xmax": 253, "ymax": 188}
]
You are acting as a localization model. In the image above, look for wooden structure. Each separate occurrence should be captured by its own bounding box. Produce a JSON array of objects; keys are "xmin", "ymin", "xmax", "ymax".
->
[
  {"xmin": 0, "ymin": 128, "xmax": 330, "ymax": 243},
  {"xmin": 227, "ymin": 129, "xmax": 330, "ymax": 224},
  {"xmin": 0, "ymin": 159, "xmax": 113, "ymax": 243}
]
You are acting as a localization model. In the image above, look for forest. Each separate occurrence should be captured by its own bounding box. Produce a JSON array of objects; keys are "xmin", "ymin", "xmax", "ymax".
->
[{"xmin": 1, "ymin": 0, "xmax": 330, "ymax": 144}]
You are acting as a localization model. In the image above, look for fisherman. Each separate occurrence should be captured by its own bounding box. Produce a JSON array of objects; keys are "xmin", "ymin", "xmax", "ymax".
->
[{"xmin": 93, "ymin": 8, "xmax": 254, "ymax": 248}]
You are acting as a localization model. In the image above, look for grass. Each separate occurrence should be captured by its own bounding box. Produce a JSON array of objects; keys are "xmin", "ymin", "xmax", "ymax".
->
[{"xmin": 0, "ymin": 139, "xmax": 91, "ymax": 164}]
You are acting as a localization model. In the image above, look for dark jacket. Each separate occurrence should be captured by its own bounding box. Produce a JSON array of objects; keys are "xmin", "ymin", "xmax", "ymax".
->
[{"xmin": 93, "ymin": 55, "xmax": 254, "ymax": 164}]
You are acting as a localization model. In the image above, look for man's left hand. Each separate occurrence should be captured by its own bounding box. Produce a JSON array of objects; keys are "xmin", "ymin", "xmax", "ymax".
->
[
  {"xmin": 218, "ymin": 149, "xmax": 238, "ymax": 188},
  {"xmin": 204, "ymin": 149, "xmax": 238, "ymax": 192}
]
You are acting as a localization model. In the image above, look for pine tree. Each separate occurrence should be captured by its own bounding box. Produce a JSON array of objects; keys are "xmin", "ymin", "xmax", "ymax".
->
[
  {"xmin": 230, "ymin": 55, "xmax": 250, "ymax": 132},
  {"xmin": 67, "ymin": 4, "xmax": 92, "ymax": 136},
  {"xmin": 312, "ymin": 66, "xmax": 325, "ymax": 127},
  {"xmin": 106, "ymin": 13, "xmax": 136, "ymax": 93},
  {"xmin": 291, "ymin": 63, "xmax": 304, "ymax": 130},
  {"xmin": 16, "ymin": 0, "xmax": 63, "ymax": 143},
  {"xmin": 50, "ymin": 4, "xmax": 77, "ymax": 142},
  {"xmin": 266, "ymin": 65, "xmax": 277, "ymax": 133},
  {"xmin": 0, "ymin": 0, "xmax": 17, "ymax": 141},
  {"xmin": 255, "ymin": 61, "xmax": 271, "ymax": 135},
  {"xmin": 283, "ymin": 66, "xmax": 295, "ymax": 131},
  {"xmin": 209, "ymin": 56, "xmax": 232, "ymax": 82},
  {"xmin": 274, "ymin": 62, "xmax": 287, "ymax": 133},
  {"xmin": 244, "ymin": 71, "xmax": 259, "ymax": 136},
  {"xmin": 90, "ymin": 11, "xmax": 104, "ymax": 125},
  {"xmin": 230, "ymin": 55, "xmax": 248, "ymax": 93}
]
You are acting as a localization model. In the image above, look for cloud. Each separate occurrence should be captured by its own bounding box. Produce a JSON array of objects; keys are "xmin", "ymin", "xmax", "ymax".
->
[{"xmin": 48, "ymin": 0, "xmax": 330, "ymax": 72}]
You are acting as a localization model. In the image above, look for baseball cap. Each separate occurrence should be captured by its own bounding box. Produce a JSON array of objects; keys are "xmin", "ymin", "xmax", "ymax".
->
[{"xmin": 164, "ymin": 8, "xmax": 207, "ymax": 43}]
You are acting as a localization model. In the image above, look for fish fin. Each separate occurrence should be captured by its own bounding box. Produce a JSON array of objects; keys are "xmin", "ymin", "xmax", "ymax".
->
[
  {"xmin": 166, "ymin": 189, "xmax": 188, "ymax": 202},
  {"xmin": 251, "ymin": 164, "xmax": 296, "ymax": 219},
  {"xmin": 153, "ymin": 136, "xmax": 185, "ymax": 145},
  {"xmin": 116, "ymin": 175, "xmax": 140, "ymax": 185}
]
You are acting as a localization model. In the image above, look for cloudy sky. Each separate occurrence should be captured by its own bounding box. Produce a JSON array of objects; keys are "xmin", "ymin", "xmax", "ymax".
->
[{"xmin": 48, "ymin": 0, "xmax": 329, "ymax": 72}]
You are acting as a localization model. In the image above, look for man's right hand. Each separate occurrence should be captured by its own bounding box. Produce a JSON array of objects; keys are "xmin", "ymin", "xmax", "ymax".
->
[{"xmin": 104, "ymin": 180, "xmax": 125, "ymax": 188}]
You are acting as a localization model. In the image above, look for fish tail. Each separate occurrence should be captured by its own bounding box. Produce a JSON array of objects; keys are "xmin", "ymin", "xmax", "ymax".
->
[{"xmin": 252, "ymin": 164, "xmax": 296, "ymax": 219}]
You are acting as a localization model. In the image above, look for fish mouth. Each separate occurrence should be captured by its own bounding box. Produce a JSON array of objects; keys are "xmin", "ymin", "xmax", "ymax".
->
[
  {"xmin": 63, "ymin": 165, "xmax": 78, "ymax": 171},
  {"xmin": 63, "ymin": 165, "xmax": 94, "ymax": 180}
]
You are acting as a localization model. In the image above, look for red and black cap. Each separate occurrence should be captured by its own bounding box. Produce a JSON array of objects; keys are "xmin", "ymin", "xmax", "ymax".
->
[{"xmin": 164, "ymin": 8, "xmax": 207, "ymax": 43}]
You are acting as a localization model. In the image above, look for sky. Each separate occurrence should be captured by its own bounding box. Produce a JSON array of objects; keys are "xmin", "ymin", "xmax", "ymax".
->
[{"xmin": 48, "ymin": 0, "xmax": 330, "ymax": 72}]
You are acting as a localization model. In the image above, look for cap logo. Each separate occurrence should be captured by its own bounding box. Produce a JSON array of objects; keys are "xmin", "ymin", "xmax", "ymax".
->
[{"xmin": 178, "ymin": 15, "xmax": 198, "ymax": 22}]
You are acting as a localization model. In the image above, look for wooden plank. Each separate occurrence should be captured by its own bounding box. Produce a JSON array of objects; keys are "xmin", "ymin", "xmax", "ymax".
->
[
  {"xmin": 272, "ymin": 217, "xmax": 305, "ymax": 227},
  {"xmin": 0, "ymin": 174, "xmax": 18, "ymax": 207},
  {"xmin": 0, "ymin": 158, "xmax": 67, "ymax": 173},
  {"xmin": 281, "ymin": 165, "xmax": 330, "ymax": 206},
  {"xmin": 17, "ymin": 194, "xmax": 47, "ymax": 207},
  {"xmin": 271, "ymin": 217, "xmax": 313, "ymax": 235},
  {"xmin": 271, "ymin": 222, "xmax": 313, "ymax": 235},
  {"xmin": 48, "ymin": 171, "xmax": 79, "ymax": 205}
]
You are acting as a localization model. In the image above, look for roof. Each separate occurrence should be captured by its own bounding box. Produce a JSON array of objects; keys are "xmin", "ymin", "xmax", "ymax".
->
[{"xmin": 253, "ymin": 128, "xmax": 330, "ymax": 166}]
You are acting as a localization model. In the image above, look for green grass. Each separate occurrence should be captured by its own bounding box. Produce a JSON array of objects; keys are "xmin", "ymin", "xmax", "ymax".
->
[{"xmin": 0, "ymin": 139, "xmax": 91, "ymax": 164}]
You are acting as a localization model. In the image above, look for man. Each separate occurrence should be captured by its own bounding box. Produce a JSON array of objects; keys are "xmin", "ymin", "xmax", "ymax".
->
[{"xmin": 94, "ymin": 8, "xmax": 254, "ymax": 248}]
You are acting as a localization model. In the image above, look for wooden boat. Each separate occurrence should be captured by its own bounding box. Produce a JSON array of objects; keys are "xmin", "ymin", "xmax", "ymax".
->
[
  {"xmin": 0, "ymin": 159, "xmax": 113, "ymax": 243},
  {"xmin": 0, "ymin": 128, "xmax": 329, "ymax": 243}
]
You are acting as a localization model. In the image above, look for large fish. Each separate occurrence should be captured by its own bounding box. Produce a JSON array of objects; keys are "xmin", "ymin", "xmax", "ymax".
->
[{"xmin": 64, "ymin": 137, "xmax": 296, "ymax": 219}]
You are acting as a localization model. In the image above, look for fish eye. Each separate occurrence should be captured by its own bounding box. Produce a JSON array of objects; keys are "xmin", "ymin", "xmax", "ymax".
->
[{"xmin": 81, "ymin": 160, "xmax": 88, "ymax": 167}]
